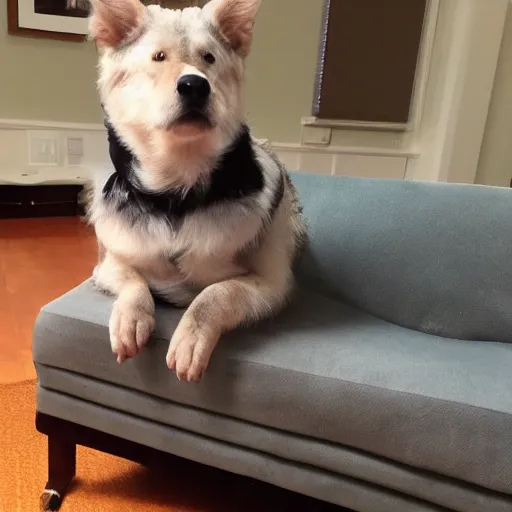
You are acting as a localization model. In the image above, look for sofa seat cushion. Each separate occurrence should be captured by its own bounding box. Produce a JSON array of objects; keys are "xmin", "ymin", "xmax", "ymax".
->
[
  {"xmin": 36, "ymin": 380, "xmax": 512, "ymax": 512},
  {"xmin": 34, "ymin": 280, "xmax": 512, "ymax": 495}
]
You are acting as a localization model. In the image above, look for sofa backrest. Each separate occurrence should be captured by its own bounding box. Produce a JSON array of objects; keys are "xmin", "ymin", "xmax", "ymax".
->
[{"xmin": 291, "ymin": 172, "xmax": 512, "ymax": 342}]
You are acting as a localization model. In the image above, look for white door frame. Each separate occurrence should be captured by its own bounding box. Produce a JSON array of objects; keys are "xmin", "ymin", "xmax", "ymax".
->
[{"xmin": 408, "ymin": 0, "xmax": 509, "ymax": 184}]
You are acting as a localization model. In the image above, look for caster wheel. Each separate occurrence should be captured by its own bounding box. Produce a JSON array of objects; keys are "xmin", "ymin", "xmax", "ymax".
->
[{"xmin": 40, "ymin": 490, "xmax": 62, "ymax": 511}]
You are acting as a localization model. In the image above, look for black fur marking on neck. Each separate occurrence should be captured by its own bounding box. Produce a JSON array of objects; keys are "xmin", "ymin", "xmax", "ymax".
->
[{"xmin": 102, "ymin": 118, "xmax": 265, "ymax": 224}]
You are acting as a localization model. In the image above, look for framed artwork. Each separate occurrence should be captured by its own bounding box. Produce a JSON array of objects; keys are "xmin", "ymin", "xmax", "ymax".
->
[{"xmin": 7, "ymin": 0, "xmax": 208, "ymax": 42}]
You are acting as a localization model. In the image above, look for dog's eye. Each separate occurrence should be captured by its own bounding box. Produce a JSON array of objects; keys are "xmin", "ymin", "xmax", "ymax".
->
[
  {"xmin": 153, "ymin": 51, "xmax": 167, "ymax": 62},
  {"xmin": 203, "ymin": 52, "xmax": 216, "ymax": 65}
]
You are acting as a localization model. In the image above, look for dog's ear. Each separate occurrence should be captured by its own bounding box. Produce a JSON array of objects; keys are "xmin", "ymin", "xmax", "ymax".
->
[
  {"xmin": 89, "ymin": 0, "xmax": 146, "ymax": 48},
  {"xmin": 205, "ymin": 0, "xmax": 261, "ymax": 57}
]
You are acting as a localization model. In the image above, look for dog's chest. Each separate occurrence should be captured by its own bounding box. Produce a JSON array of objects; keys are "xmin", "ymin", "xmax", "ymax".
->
[{"xmin": 95, "ymin": 211, "xmax": 256, "ymax": 286}]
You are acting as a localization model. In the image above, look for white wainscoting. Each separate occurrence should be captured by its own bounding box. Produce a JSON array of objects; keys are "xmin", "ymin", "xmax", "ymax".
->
[
  {"xmin": 0, "ymin": 119, "xmax": 416, "ymax": 185},
  {"xmin": 0, "ymin": 120, "xmax": 108, "ymax": 185},
  {"xmin": 275, "ymin": 145, "xmax": 410, "ymax": 179}
]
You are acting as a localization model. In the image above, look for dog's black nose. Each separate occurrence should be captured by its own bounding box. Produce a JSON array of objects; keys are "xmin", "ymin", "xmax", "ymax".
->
[{"xmin": 177, "ymin": 75, "xmax": 211, "ymax": 107}]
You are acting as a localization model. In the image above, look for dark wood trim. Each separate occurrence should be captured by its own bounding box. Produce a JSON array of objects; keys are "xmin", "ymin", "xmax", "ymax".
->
[
  {"xmin": 36, "ymin": 412, "xmax": 164, "ymax": 467},
  {"xmin": 7, "ymin": 0, "xmax": 86, "ymax": 42},
  {"xmin": 36, "ymin": 412, "xmax": 176, "ymax": 510},
  {"xmin": 0, "ymin": 185, "xmax": 83, "ymax": 219}
]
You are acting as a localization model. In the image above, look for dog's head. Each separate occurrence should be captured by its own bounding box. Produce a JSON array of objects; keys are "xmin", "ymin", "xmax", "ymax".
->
[{"xmin": 89, "ymin": 0, "xmax": 261, "ymax": 190}]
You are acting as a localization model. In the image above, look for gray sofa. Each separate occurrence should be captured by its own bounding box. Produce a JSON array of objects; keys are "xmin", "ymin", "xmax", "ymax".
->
[{"xmin": 33, "ymin": 173, "xmax": 512, "ymax": 512}]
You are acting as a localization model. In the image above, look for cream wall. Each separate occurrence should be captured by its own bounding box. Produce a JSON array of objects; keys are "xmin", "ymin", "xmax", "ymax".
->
[
  {"xmin": 1, "ymin": 1, "xmax": 508, "ymax": 185},
  {"xmin": 476, "ymin": 2, "xmax": 512, "ymax": 187},
  {"xmin": 0, "ymin": 5, "xmax": 102, "ymax": 123},
  {"xmin": 0, "ymin": 0, "xmax": 323, "ymax": 143}
]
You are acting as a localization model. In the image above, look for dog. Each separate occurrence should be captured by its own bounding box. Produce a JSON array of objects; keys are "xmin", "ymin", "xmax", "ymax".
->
[{"xmin": 86, "ymin": 0, "xmax": 306, "ymax": 382}]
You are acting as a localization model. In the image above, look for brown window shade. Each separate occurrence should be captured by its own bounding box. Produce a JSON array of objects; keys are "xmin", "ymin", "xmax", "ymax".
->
[{"xmin": 314, "ymin": 0, "xmax": 427, "ymax": 124}]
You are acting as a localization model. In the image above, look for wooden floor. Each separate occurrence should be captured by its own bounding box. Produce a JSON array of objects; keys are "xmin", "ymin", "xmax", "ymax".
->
[{"xmin": 0, "ymin": 217, "xmax": 97, "ymax": 384}]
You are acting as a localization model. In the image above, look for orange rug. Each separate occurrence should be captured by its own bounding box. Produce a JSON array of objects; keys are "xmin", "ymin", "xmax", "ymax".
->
[{"xmin": 0, "ymin": 381, "xmax": 343, "ymax": 512}]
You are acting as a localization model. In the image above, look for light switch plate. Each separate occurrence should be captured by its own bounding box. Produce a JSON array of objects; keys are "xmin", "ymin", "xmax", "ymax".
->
[
  {"xmin": 67, "ymin": 137, "xmax": 84, "ymax": 156},
  {"xmin": 28, "ymin": 131, "xmax": 59, "ymax": 166}
]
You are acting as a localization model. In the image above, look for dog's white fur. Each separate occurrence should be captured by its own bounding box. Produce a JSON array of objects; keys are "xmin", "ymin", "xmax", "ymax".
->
[{"xmin": 87, "ymin": 0, "xmax": 305, "ymax": 382}]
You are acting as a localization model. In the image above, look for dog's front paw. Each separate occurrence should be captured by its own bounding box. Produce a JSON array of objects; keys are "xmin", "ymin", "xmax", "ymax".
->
[
  {"xmin": 109, "ymin": 300, "xmax": 156, "ymax": 364},
  {"xmin": 166, "ymin": 316, "xmax": 219, "ymax": 382}
]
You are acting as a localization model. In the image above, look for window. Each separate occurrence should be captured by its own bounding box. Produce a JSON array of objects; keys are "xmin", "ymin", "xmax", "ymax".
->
[{"xmin": 313, "ymin": 0, "xmax": 428, "ymax": 126}]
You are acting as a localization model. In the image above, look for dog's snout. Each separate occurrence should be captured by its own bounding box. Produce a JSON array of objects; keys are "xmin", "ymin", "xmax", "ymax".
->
[{"xmin": 177, "ymin": 75, "xmax": 211, "ymax": 107}]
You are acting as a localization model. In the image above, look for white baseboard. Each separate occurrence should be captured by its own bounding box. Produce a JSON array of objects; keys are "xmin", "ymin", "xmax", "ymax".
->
[
  {"xmin": 0, "ymin": 118, "xmax": 106, "ymax": 132},
  {"xmin": 0, "ymin": 119, "xmax": 415, "ymax": 185}
]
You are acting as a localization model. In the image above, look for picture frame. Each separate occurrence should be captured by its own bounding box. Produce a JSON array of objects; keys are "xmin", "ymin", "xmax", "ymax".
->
[
  {"xmin": 7, "ymin": 1, "xmax": 209, "ymax": 43},
  {"xmin": 7, "ymin": 0, "xmax": 89, "ymax": 42}
]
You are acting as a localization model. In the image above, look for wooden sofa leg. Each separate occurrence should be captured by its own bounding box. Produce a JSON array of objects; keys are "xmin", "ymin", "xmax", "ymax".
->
[{"xmin": 40, "ymin": 436, "xmax": 76, "ymax": 512}]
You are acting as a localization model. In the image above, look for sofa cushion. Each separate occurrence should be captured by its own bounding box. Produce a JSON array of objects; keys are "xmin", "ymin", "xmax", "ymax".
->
[
  {"xmin": 37, "ymin": 383, "xmax": 512, "ymax": 512},
  {"xmin": 291, "ymin": 172, "xmax": 512, "ymax": 342},
  {"xmin": 38, "ymin": 386, "xmax": 453, "ymax": 512},
  {"xmin": 34, "ymin": 280, "xmax": 512, "ymax": 495}
]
